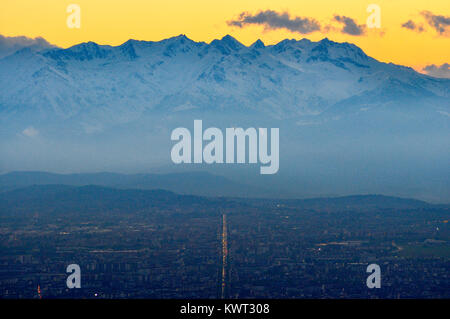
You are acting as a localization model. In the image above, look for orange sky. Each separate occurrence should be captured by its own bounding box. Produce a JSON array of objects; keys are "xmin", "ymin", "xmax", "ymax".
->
[{"xmin": 0, "ymin": 0, "xmax": 449, "ymax": 70}]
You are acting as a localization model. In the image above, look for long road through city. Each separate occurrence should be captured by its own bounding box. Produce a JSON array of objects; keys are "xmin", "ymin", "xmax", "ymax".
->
[{"xmin": 221, "ymin": 214, "xmax": 228, "ymax": 299}]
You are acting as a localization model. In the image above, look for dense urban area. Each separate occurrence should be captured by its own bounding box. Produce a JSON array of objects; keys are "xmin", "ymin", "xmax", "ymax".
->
[{"xmin": 0, "ymin": 185, "xmax": 449, "ymax": 298}]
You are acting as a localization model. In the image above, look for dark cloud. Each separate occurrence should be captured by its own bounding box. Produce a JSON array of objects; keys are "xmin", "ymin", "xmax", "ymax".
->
[
  {"xmin": 401, "ymin": 20, "xmax": 424, "ymax": 32},
  {"xmin": 423, "ymin": 63, "xmax": 450, "ymax": 78},
  {"xmin": 228, "ymin": 10, "xmax": 321, "ymax": 34},
  {"xmin": 0, "ymin": 35, "xmax": 57, "ymax": 59},
  {"xmin": 421, "ymin": 11, "xmax": 450, "ymax": 35},
  {"xmin": 333, "ymin": 15, "xmax": 366, "ymax": 36}
]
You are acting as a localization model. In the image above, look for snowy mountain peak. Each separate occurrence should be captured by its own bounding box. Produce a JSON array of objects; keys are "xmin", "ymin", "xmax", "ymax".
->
[
  {"xmin": 221, "ymin": 34, "xmax": 243, "ymax": 46},
  {"xmin": 165, "ymin": 34, "xmax": 191, "ymax": 43},
  {"xmin": 210, "ymin": 35, "xmax": 244, "ymax": 54},
  {"xmin": 118, "ymin": 40, "xmax": 139, "ymax": 59},
  {"xmin": 251, "ymin": 39, "xmax": 265, "ymax": 49},
  {"xmin": 159, "ymin": 34, "xmax": 201, "ymax": 57},
  {"xmin": 44, "ymin": 41, "xmax": 112, "ymax": 61}
]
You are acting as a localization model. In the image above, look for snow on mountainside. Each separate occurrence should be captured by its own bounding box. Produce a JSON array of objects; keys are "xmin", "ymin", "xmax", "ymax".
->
[
  {"xmin": 0, "ymin": 35, "xmax": 448, "ymax": 202},
  {"xmin": 0, "ymin": 34, "xmax": 448, "ymax": 132}
]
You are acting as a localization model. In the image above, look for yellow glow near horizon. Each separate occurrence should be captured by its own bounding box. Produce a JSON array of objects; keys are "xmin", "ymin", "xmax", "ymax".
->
[{"xmin": 0, "ymin": 0, "xmax": 448, "ymax": 70}]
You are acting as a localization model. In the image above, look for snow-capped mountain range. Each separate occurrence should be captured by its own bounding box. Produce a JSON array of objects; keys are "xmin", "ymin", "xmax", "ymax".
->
[
  {"xmin": 0, "ymin": 35, "xmax": 449, "ymax": 202},
  {"xmin": 0, "ymin": 34, "xmax": 448, "ymax": 131}
]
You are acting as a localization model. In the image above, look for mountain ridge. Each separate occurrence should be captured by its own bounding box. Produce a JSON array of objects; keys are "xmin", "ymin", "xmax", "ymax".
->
[
  {"xmin": 0, "ymin": 183, "xmax": 437, "ymax": 218},
  {"xmin": 1, "ymin": 34, "xmax": 448, "ymax": 127},
  {"xmin": 0, "ymin": 170, "xmax": 274, "ymax": 198},
  {"xmin": 0, "ymin": 35, "xmax": 448, "ymax": 202}
]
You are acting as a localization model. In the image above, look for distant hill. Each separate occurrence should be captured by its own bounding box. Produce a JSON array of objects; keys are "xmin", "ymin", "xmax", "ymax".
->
[
  {"xmin": 0, "ymin": 184, "xmax": 437, "ymax": 218},
  {"xmin": 0, "ymin": 184, "xmax": 213, "ymax": 216},
  {"xmin": 0, "ymin": 171, "xmax": 271, "ymax": 198}
]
